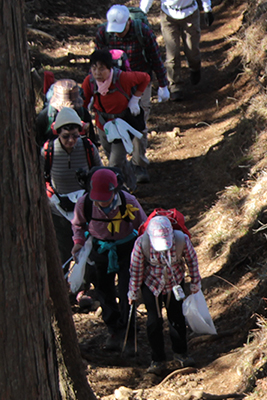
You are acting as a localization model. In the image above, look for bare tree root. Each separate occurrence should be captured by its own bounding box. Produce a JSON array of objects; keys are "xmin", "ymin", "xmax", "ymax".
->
[
  {"xmin": 27, "ymin": 26, "xmax": 55, "ymax": 40},
  {"xmin": 188, "ymin": 327, "xmax": 240, "ymax": 346},
  {"xmin": 186, "ymin": 390, "xmax": 245, "ymax": 399},
  {"xmin": 157, "ymin": 367, "xmax": 197, "ymax": 386}
]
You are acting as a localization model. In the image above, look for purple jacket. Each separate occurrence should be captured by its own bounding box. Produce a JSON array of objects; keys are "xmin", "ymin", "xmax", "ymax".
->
[{"xmin": 72, "ymin": 190, "xmax": 147, "ymax": 245}]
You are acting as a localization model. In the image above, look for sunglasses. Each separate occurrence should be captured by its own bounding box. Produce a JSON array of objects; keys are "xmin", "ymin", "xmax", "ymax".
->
[
  {"xmin": 60, "ymin": 123, "xmax": 80, "ymax": 133},
  {"xmin": 61, "ymin": 133, "xmax": 80, "ymax": 140},
  {"xmin": 61, "ymin": 124, "xmax": 80, "ymax": 140}
]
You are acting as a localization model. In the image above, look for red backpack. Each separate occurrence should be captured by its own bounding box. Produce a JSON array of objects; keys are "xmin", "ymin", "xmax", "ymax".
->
[{"xmin": 138, "ymin": 208, "xmax": 191, "ymax": 239}]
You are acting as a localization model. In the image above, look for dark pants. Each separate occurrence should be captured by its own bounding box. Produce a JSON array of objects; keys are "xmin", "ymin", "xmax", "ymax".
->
[
  {"xmin": 141, "ymin": 282, "xmax": 187, "ymax": 362},
  {"xmin": 52, "ymin": 213, "xmax": 73, "ymax": 269},
  {"xmin": 90, "ymin": 237, "xmax": 136, "ymax": 336}
]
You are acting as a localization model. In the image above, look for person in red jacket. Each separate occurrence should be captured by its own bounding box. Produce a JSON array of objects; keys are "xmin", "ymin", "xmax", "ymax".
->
[
  {"xmin": 96, "ymin": 5, "xmax": 170, "ymax": 184},
  {"xmin": 82, "ymin": 49, "xmax": 150, "ymax": 192}
]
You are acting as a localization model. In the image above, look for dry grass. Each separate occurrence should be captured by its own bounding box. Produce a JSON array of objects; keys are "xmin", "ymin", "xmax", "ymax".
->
[{"xmin": 191, "ymin": 2, "xmax": 267, "ymax": 396}]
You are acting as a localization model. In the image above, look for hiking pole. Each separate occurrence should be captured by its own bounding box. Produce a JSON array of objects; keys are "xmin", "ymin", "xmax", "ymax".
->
[
  {"xmin": 121, "ymin": 303, "xmax": 134, "ymax": 354},
  {"xmin": 62, "ymin": 256, "xmax": 73, "ymax": 270},
  {"xmin": 62, "ymin": 256, "xmax": 74, "ymax": 279},
  {"xmin": 134, "ymin": 302, "xmax": 137, "ymax": 355}
]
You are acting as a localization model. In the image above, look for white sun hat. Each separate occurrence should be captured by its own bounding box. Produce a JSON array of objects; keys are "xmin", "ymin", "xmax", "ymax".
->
[
  {"xmin": 106, "ymin": 5, "xmax": 130, "ymax": 33},
  {"xmin": 147, "ymin": 216, "xmax": 173, "ymax": 252}
]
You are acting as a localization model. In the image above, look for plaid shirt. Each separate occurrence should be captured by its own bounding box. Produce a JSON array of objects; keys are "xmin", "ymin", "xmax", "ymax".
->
[
  {"xmin": 95, "ymin": 21, "xmax": 168, "ymax": 88},
  {"xmin": 128, "ymin": 233, "xmax": 201, "ymax": 300}
]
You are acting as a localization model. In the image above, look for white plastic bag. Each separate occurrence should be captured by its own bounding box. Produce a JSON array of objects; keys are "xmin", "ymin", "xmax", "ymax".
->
[
  {"xmin": 182, "ymin": 290, "xmax": 217, "ymax": 335},
  {"xmin": 50, "ymin": 189, "xmax": 85, "ymax": 221},
  {"xmin": 104, "ymin": 118, "xmax": 143, "ymax": 154},
  {"xmin": 68, "ymin": 236, "xmax": 93, "ymax": 293}
]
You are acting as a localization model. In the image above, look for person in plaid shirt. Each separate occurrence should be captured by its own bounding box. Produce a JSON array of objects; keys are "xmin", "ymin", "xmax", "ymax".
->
[
  {"xmin": 128, "ymin": 215, "xmax": 201, "ymax": 375},
  {"xmin": 95, "ymin": 4, "xmax": 170, "ymax": 184}
]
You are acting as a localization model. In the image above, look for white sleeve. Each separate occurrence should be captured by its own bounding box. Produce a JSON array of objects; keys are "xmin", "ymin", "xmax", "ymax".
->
[
  {"xmin": 201, "ymin": 0, "xmax": 212, "ymax": 12},
  {"xmin": 140, "ymin": 0, "xmax": 154, "ymax": 14}
]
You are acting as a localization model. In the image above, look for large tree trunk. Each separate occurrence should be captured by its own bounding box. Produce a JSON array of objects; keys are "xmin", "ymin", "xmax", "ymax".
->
[
  {"xmin": 0, "ymin": 1, "xmax": 97, "ymax": 399},
  {"xmin": 44, "ymin": 214, "xmax": 97, "ymax": 400}
]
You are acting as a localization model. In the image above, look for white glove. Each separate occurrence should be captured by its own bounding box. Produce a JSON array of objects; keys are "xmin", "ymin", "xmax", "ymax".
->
[
  {"xmin": 158, "ymin": 86, "xmax": 170, "ymax": 102},
  {"xmin": 140, "ymin": 0, "xmax": 153, "ymax": 14},
  {"xmin": 128, "ymin": 95, "xmax": 141, "ymax": 116}
]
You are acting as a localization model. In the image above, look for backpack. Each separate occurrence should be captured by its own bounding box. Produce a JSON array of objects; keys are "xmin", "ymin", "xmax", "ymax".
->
[
  {"xmin": 89, "ymin": 66, "xmax": 146, "ymax": 131},
  {"xmin": 141, "ymin": 229, "xmax": 186, "ymax": 261},
  {"xmin": 76, "ymin": 165, "xmax": 126, "ymax": 192},
  {"xmin": 139, "ymin": 208, "xmax": 190, "ymax": 260},
  {"xmin": 81, "ymin": 166, "xmax": 131, "ymax": 235},
  {"xmin": 138, "ymin": 208, "xmax": 191, "ymax": 239},
  {"xmin": 45, "ymin": 88, "xmax": 86, "ymax": 136},
  {"xmin": 109, "ymin": 49, "xmax": 131, "ymax": 71},
  {"xmin": 43, "ymin": 71, "xmax": 55, "ymax": 97},
  {"xmin": 102, "ymin": 7, "xmax": 149, "ymax": 49},
  {"xmin": 83, "ymin": 190, "xmax": 130, "ymax": 234},
  {"xmin": 128, "ymin": 6, "xmax": 150, "ymax": 25},
  {"xmin": 128, "ymin": 6, "xmax": 150, "ymax": 48},
  {"xmin": 90, "ymin": 67, "xmax": 129, "ymax": 100},
  {"xmin": 41, "ymin": 73, "xmax": 96, "ymax": 143},
  {"xmin": 43, "ymin": 136, "xmax": 95, "ymax": 183}
]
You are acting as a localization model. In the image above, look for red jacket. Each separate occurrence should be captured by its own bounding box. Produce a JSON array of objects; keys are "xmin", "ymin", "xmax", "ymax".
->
[{"xmin": 82, "ymin": 69, "xmax": 150, "ymax": 130}]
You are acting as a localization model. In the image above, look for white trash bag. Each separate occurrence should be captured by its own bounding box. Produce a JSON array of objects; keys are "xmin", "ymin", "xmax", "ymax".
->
[
  {"xmin": 104, "ymin": 118, "xmax": 143, "ymax": 154},
  {"xmin": 182, "ymin": 290, "xmax": 217, "ymax": 335},
  {"xmin": 68, "ymin": 236, "xmax": 93, "ymax": 293}
]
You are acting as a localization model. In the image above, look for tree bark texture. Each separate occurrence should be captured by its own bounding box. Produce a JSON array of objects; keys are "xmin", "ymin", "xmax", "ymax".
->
[
  {"xmin": 44, "ymin": 213, "xmax": 97, "ymax": 400},
  {"xmin": 0, "ymin": 1, "xmax": 60, "ymax": 398},
  {"xmin": 0, "ymin": 1, "xmax": 97, "ymax": 399}
]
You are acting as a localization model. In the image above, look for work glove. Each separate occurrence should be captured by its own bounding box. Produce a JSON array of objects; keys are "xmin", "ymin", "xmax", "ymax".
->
[
  {"xmin": 158, "ymin": 86, "xmax": 170, "ymax": 102},
  {"xmin": 58, "ymin": 195, "xmax": 75, "ymax": 212},
  {"xmin": 139, "ymin": 0, "xmax": 150, "ymax": 14},
  {"xmin": 128, "ymin": 95, "xmax": 141, "ymax": 116},
  {"xmin": 204, "ymin": 11, "xmax": 214, "ymax": 27}
]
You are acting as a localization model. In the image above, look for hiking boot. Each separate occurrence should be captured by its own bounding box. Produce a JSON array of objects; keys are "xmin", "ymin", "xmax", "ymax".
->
[
  {"xmin": 173, "ymin": 353, "xmax": 195, "ymax": 367},
  {"xmin": 170, "ymin": 90, "xmax": 184, "ymax": 101},
  {"xmin": 190, "ymin": 69, "xmax": 201, "ymax": 85},
  {"xmin": 104, "ymin": 333, "xmax": 121, "ymax": 351},
  {"xmin": 133, "ymin": 165, "xmax": 150, "ymax": 183},
  {"xmin": 146, "ymin": 361, "xmax": 166, "ymax": 375}
]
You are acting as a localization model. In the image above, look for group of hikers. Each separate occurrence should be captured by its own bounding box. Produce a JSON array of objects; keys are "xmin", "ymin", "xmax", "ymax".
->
[{"xmin": 37, "ymin": 1, "xmax": 214, "ymax": 375}]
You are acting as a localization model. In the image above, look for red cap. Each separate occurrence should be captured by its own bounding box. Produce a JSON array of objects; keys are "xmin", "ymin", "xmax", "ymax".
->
[{"xmin": 90, "ymin": 169, "xmax": 118, "ymax": 202}]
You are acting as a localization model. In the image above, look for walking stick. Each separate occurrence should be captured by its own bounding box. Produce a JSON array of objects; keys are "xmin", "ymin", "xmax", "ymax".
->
[
  {"xmin": 62, "ymin": 256, "xmax": 73, "ymax": 270},
  {"xmin": 134, "ymin": 302, "xmax": 138, "ymax": 355},
  {"xmin": 62, "ymin": 256, "xmax": 74, "ymax": 279},
  {"xmin": 121, "ymin": 303, "xmax": 134, "ymax": 354}
]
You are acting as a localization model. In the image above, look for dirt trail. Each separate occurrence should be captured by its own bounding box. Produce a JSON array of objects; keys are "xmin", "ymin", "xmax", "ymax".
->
[{"xmin": 29, "ymin": 0, "xmax": 263, "ymax": 398}]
